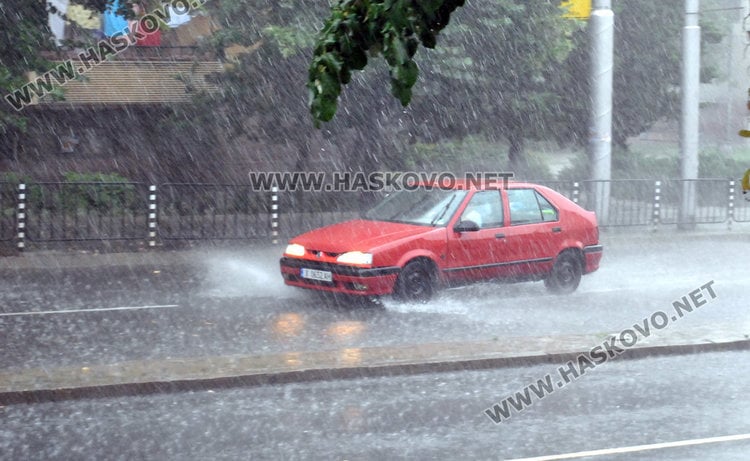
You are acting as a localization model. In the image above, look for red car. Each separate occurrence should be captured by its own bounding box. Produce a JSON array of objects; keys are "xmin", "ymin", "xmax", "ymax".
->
[{"xmin": 280, "ymin": 181, "xmax": 602, "ymax": 302}]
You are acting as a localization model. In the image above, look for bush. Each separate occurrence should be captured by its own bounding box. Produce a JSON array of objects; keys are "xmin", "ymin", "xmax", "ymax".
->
[
  {"xmin": 0, "ymin": 172, "xmax": 42, "ymax": 214},
  {"xmin": 402, "ymin": 136, "xmax": 554, "ymax": 181},
  {"xmin": 698, "ymin": 149, "xmax": 743, "ymax": 179},
  {"xmin": 557, "ymin": 148, "xmax": 742, "ymax": 181},
  {"xmin": 60, "ymin": 172, "xmax": 138, "ymax": 213},
  {"xmin": 556, "ymin": 152, "xmax": 589, "ymax": 183},
  {"xmin": 611, "ymin": 148, "xmax": 678, "ymax": 179}
]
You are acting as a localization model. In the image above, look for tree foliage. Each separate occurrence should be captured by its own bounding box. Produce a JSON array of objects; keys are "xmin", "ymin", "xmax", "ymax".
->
[
  {"xmin": 200, "ymin": 1, "xmax": 328, "ymax": 144},
  {"xmin": 408, "ymin": 0, "xmax": 581, "ymax": 167},
  {"xmin": 308, "ymin": 0, "xmax": 725, "ymax": 169},
  {"xmin": 199, "ymin": 0, "xmax": 424, "ymax": 176},
  {"xmin": 305, "ymin": 0, "xmax": 583, "ymax": 170},
  {"xmin": 557, "ymin": 0, "xmax": 721, "ymax": 150},
  {"xmin": 0, "ymin": 0, "xmax": 118, "ymax": 139},
  {"xmin": 307, "ymin": 0, "xmax": 466, "ymax": 126},
  {"xmin": 1, "ymin": 0, "xmax": 54, "ymax": 135}
]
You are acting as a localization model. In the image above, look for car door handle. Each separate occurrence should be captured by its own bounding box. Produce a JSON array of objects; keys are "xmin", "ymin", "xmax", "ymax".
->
[
  {"xmin": 551, "ymin": 227, "xmax": 562, "ymax": 233},
  {"xmin": 495, "ymin": 233, "xmax": 506, "ymax": 239}
]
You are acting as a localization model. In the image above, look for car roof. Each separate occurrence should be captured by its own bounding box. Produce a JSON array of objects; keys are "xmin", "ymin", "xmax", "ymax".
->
[{"xmin": 420, "ymin": 179, "xmax": 541, "ymax": 190}]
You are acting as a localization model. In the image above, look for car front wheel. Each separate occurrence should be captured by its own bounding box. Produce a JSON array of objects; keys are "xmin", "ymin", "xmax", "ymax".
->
[
  {"xmin": 395, "ymin": 260, "xmax": 435, "ymax": 303},
  {"xmin": 544, "ymin": 251, "xmax": 582, "ymax": 294}
]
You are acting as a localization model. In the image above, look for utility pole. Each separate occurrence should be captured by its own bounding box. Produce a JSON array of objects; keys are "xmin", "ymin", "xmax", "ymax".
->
[
  {"xmin": 588, "ymin": 0, "xmax": 614, "ymax": 225},
  {"xmin": 679, "ymin": 0, "xmax": 701, "ymax": 229}
]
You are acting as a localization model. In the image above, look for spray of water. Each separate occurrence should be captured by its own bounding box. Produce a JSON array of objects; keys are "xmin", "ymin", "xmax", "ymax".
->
[{"xmin": 200, "ymin": 248, "xmax": 303, "ymax": 300}]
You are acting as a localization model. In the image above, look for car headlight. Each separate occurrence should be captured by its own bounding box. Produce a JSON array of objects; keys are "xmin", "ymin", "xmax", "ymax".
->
[
  {"xmin": 336, "ymin": 251, "xmax": 373, "ymax": 266},
  {"xmin": 284, "ymin": 243, "xmax": 306, "ymax": 257}
]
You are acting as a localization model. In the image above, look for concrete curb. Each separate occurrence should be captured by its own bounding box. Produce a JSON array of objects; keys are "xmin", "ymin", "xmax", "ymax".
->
[{"xmin": 2, "ymin": 331, "xmax": 748, "ymax": 405}]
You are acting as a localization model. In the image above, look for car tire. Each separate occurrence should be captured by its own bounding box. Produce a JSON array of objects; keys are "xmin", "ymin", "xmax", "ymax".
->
[
  {"xmin": 395, "ymin": 260, "xmax": 435, "ymax": 303},
  {"xmin": 544, "ymin": 251, "xmax": 582, "ymax": 294}
]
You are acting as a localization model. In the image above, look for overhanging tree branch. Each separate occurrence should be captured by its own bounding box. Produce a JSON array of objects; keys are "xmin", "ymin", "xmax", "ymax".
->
[{"xmin": 307, "ymin": 0, "xmax": 465, "ymax": 126}]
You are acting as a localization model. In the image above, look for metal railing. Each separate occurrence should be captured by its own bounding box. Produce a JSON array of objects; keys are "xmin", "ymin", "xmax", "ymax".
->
[
  {"xmin": 277, "ymin": 190, "xmax": 365, "ymax": 238},
  {"xmin": 580, "ymin": 179, "xmax": 656, "ymax": 227},
  {"xmin": 156, "ymin": 183, "xmax": 272, "ymax": 240},
  {"xmin": 2, "ymin": 178, "xmax": 747, "ymax": 250},
  {"xmin": 537, "ymin": 178, "xmax": 749, "ymax": 227},
  {"xmin": 657, "ymin": 179, "xmax": 730, "ymax": 225},
  {"xmin": 23, "ymin": 182, "xmax": 149, "ymax": 242},
  {"xmin": 157, "ymin": 183, "xmax": 271, "ymax": 240}
]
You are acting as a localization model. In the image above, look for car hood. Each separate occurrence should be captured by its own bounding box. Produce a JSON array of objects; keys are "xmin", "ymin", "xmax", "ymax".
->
[{"xmin": 291, "ymin": 219, "xmax": 437, "ymax": 253}]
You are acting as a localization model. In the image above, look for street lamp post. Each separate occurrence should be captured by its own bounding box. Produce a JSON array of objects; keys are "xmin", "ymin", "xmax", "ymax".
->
[
  {"xmin": 679, "ymin": 0, "xmax": 701, "ymax": 229},
  {"xmin": 588, "ymin": 0, "xmax": 614, "ymax": 225}
]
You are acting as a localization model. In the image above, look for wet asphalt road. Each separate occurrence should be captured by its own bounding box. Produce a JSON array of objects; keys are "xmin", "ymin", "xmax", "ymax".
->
[
  {"xmin": 1, "ymin": 351, "xmax": 748, "ymax": 460},
  {"xmin": 0, "ymin": 234, "xmax": 748, "ymax": 371}
]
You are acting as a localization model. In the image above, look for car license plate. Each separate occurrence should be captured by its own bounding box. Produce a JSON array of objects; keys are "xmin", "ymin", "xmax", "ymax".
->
[{"xmin": 300, "ymin": 268, "xmax": 333, "ymax": 282}]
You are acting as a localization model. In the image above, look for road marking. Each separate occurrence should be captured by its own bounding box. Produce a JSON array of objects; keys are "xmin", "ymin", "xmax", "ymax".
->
[
  {"xmin": 507, "ymin": 433, "xmax": 750, "ymax": 461},
  {"xmin": 0, "ymin": 304, "xmax": 180, "ymax": 317}
]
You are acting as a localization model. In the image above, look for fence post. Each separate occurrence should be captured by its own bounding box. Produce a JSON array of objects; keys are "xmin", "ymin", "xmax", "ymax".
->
[
  {"xmin": 148, "ymin": 185, "xmax": 157, "ymax": 247},
  {"xmin": 17, "ymin": 183, "xmax": 26, "ymax": 251},
  {"xmin": 728, "ymin": 179, "xmax": 735, "ymax": 231},
  {"xmin": 653, "ymin": 180, "xmax": 661, "ymax": 231},
  {"xmin": 572, "ymin": 181, "xmax": 580, "ymax": 204},
  {"xmin": 271, "ymin": 186, "xmax": 279, "ymax": 244}
]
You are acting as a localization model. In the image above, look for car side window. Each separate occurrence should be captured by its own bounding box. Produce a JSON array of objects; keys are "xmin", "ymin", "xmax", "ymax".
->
[
  {"xmin": 508, "ymin": 189, "xmax": 558, "ymax": 225},
  {"xmin": 460, "ymin": 191, "xmax": 504, "ymax": 229},
  {"xmin": 536, "ymin": 191, "xmax": 558, "ymax": 222}
]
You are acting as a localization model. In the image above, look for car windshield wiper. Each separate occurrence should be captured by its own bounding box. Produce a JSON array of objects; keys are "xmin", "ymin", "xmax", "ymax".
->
[{"xmin": 430, "ymin": 194, "xmax": 456, "ymax": 227}]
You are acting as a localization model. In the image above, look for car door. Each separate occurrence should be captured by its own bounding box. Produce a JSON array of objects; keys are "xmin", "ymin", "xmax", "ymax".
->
[
  {"xmin": 499, "ymin": 188, "xmax": 563, "ymax": 277},
  {"xmin": 444, "ymin": 190, "xmax": 511, "ymax": 283}
]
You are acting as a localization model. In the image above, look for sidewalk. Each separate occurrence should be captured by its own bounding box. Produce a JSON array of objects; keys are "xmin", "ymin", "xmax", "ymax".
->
[{"xmin": 1, "ymin": 322, "xmax": 748, "ymax": 405}]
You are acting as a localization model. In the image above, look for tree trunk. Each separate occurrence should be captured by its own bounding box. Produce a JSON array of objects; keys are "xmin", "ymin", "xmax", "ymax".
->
[{"xmin": 508, "ymin": 132, "xmax": 527, "ymax": 175}]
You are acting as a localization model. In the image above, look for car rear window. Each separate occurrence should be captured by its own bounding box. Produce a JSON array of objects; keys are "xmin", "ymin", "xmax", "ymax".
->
[{"xmin": 507, "ymin": 189, "xmax": 559, "ymax": 225}]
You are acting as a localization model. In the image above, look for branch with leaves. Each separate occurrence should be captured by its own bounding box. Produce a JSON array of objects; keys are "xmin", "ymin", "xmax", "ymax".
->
[{"xmin": 307, "ymin": 0, "xmax": 465, "ymax": 126}]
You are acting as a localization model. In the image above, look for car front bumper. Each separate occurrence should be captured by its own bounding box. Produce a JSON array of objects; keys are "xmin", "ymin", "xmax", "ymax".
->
[{"xmin": 280, "ymin": 257, "xmax": 401, "ymax": 296}]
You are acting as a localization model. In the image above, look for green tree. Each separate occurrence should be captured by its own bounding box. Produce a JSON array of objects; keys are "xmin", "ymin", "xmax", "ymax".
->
[
  {"xmin": 199, "ymin": 0, "xmax": 326, "ymax": 171},
  {"xmin": 309, "ymin": 0, "xmax": 724, "ymax": 171},
  {"xmin": 535, "ymin": 0, "xmax": 721, "ymax": 151},
  {"xmin": 1, "ymin": 0, "xmax": 54, "ymax": 146},
  {"xmin": 308, "ymin": 0, "xmax": 581, "ymax": 170},
  {"xmin": 307, "ymin": 0, "xmax": 466, "ymax": 125},
  {"xmin": 412, "ymin": 0, "xmax": 581, "ymax": 170},
  {"xmin": 0, "ymin": 0, "xmax": 115, "ymax": 157},
  {"xmin": 199, "ymin": 0, "xmax": 420, "ymax": 177}
]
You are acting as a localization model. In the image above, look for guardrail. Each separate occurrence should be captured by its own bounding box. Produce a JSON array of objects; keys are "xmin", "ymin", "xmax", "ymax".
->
[{"xmin": 1, "ymin": 178, "xmax": 747, "ymax": 250}]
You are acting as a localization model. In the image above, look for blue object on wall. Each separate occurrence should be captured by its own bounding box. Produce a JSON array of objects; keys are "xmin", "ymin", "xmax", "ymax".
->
[{"xmin": 102, "ymin": 0, "xmax": 128, "ymax": 37}]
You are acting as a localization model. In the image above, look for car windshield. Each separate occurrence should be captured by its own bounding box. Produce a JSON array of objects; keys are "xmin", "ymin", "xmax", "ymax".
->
[{"xmin": 363, "ymin": 188, "xmax": 467, "ymax": 226}]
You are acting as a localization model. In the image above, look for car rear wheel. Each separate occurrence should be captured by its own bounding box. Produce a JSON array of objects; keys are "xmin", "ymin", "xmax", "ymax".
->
[
  {"xmin": 544, "ymin": 251, "xmax": 582, "ymax": 294},
  {"xmin": 395, "ymin": 260, "xmax": 435, "ymax": 303}
]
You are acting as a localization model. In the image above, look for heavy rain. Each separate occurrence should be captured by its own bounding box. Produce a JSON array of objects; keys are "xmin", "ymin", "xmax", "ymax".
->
[{"xmin": 1, "ymin": 0, "xmax": 750, "ymax": 460}]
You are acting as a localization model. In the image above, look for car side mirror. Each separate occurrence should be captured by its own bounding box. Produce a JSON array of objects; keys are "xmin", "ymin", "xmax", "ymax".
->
[{"xmin": 454, "ymin": 220, "xmax": 480, "ymax": 233}]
